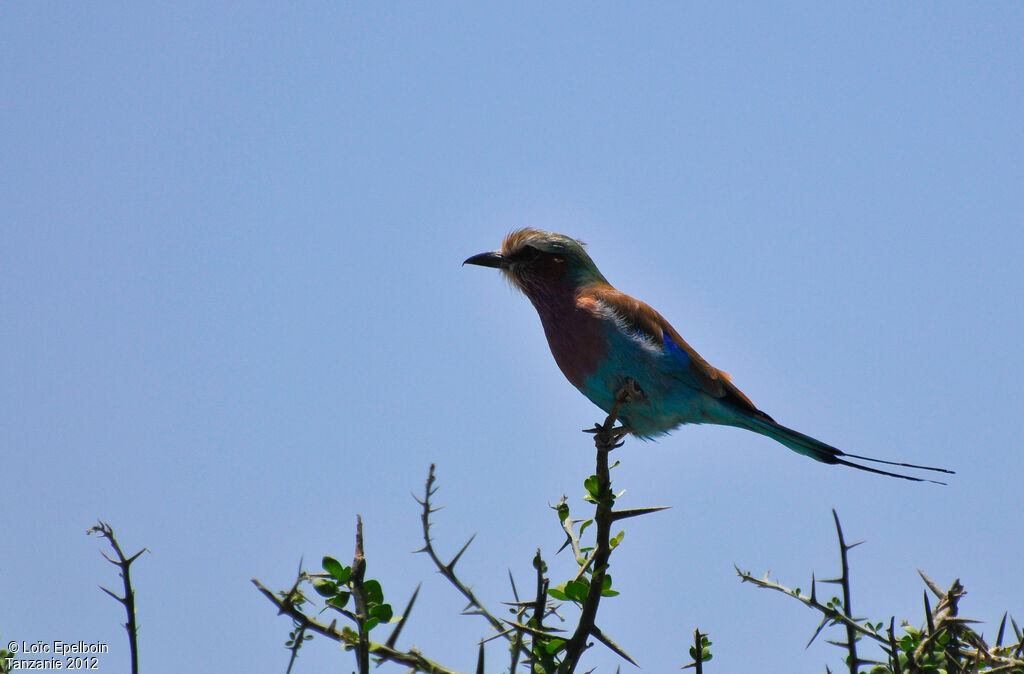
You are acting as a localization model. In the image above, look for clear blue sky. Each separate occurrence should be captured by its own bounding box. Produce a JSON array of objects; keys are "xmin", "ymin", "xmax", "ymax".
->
[{"xmin": 2, "ymin": 4, "xmax": 1022, "ymax": 673}]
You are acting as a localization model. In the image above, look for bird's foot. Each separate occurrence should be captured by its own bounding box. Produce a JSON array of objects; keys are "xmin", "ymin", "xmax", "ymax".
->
[
  {"xmin": 584, "ymin": 379, "xmax": 642, "ymax": 450},
  {"xmin": 583, "ymin": 424, "xmax": 629, "ymax": 439},
  {"xmin": 615, "ymin": 378, "xmax": 645, "ymax": 404},
  {"xmin": 583, "ymin": 424, "xmax": 629, "ymax": 452}
]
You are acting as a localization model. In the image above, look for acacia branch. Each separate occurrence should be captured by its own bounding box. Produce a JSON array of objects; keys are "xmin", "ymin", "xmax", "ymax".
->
[
  {"xmin": 736, "ymin": 567, "xmax": 890, "ymax": 649},
  {"xmin": 413, "ymin": 464, "xmax": 533, "ymax": 662},
  {"xmin": 560, "ymin": 381, "xmax": 638, "ymax": 672},
  {"xmin": 87, "ymin": 521, "xmax": 147, "ymax": 674},
  {"xmin": 740, "ymin": 514, "xmax": 1024, "ymax": 673},
  {"xmin": 351, "ymin": 515, "xmax": 370, "ymax": 673},
  {"xmin": 827, "ymin": 509, "xmax": 861, "ymax": 674},
  {"xmin": 252, "ymin": 578, "xmax": 459, "ymax": 674}
]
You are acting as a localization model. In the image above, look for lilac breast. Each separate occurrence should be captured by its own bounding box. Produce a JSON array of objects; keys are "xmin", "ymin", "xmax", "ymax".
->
[{"xmin": 534, "ymin": 299, "xmax": 606, "ymax": 388}]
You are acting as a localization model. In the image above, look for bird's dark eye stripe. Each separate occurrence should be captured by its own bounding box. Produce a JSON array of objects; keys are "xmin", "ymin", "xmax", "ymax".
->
[{"xmin": 513, "ymin": 245, "xmax": 543, "ymax": 262}]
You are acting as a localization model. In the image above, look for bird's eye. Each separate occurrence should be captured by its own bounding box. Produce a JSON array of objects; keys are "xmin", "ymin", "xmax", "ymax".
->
[{"xmin": 518, "ymin": 245, "xmax": 542, "ymax": 261}]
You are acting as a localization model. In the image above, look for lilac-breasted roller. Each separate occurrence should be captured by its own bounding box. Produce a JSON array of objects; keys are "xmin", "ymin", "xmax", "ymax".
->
[{"xmin": 465, "ymin": 228, "xmax": 952, "ymax": 483}]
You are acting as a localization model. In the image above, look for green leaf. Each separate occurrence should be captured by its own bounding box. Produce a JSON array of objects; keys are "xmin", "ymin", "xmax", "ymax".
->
[
  {"xmin": 547, "ymin": 585, "xmax": 569, "ymax": 601},
  {"xmin": 327, "ymin": 592, "xmax": 350, "ymax": 610},
  {"xmin": 312, "ymin": 578, "xmax": 339, "ymax": 597},
  {"xmin": 363, "ymin": 616, "xmax": 380, "ymax": 633},
  {"xmin": 690, "ymin": 635, "xmax": 713, "ymax": 661},
  {"xmin": 364, "ymin": 579, "xmax": 384, "ymax": 604},
  {"xmin": 579, "ymin": 519, "xmax": 593, "ymax": 537},
  {"xmin": 532, "ymin": 642, "xmax": 557, "ymax": 669},
  {"xmin": 609, "ymin": 530, "xmax": 625, "ymax": 549},
  {"xmin": 600, "ymin": 573, "xmax": 619, "ymax": 597},
  {"xmin": 584, "ymin": 475, "xmax": 600, "ymax": 498},
  {"xmin": 557, "ymin": 502, "xmax": 569, "ymax": 522},
  {"xmin": 545, "ymin": 638, "xmax": 567, "ymax": 654},
  {"xmin": 565, "ymin": 579, "xmax": 589, "ymax": 603},
  {"xmin": 370, "ymin": 603, "xmax": 393, "ymax": 623},
  {"xmin": 322, "ymin": 556, "xmax": 350, "ymax": 583}
]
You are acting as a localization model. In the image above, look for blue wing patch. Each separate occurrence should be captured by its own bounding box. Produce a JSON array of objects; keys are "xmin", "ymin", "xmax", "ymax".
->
[{"xmin": 662, "ymin": 331, "xmax": 691, "ymax": 366}]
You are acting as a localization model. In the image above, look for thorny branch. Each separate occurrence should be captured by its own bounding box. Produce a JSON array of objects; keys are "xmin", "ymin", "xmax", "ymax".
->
[
  {"xmin": 351, "ymin": 515, "xmax": 371, "ymax": 673},
  {"xmin": 87, "ymin": 521, "xmax": 148, "ymax": 674},
  {"xmin": 414, "ymin": 464, "xmax": 535, "ymax": 663},
  {"xmin": 252, "ymin": 577, "xmax": 459, "ymax": 674},
  {"xmin": 682, "ymin": 628, "xmax": 711, "ymax": 674},
  {"xmin": 829, "ymin": 509, "xmax": 862, "ymax": 674},
  {"xmin": 738, "ymin": 513, "xmax": 1024, "ymax": 673},
  {"xmin": 254, "ymin": 379, "xmax": 669, "ymax": 673},
  {"xmin": 528, "ymin": 551, "xmax": 552, "ymax": 673},
  {"xmin": 560, "ymin": 379, "xmax": 643, "ymax": 672}
]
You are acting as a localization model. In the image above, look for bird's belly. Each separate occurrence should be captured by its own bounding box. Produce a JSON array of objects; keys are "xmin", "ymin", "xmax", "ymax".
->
[{"xmin": 578, "ymin": 345, "xmax": 721, "ymax": 438}]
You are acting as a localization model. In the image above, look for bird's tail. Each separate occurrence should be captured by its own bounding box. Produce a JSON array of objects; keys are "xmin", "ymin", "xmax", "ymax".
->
[{"xmin": 739, "ymin": 414, "xmax": 954, "ymax": 484}]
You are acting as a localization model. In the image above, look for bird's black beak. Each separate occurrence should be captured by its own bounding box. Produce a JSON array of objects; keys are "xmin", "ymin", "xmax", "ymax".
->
[{"xmin": 463, "ymin": 251, "xmax": 504, "ymax": 269}]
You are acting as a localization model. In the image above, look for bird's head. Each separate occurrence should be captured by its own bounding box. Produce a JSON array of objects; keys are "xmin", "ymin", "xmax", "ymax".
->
[{"xmin": 464, "ymin": 228, "xmax": 608, "ymax": 298}]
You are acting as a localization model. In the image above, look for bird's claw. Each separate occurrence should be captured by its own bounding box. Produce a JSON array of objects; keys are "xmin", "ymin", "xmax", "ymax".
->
[
  {"xmin": 583, "ymin": 424, "xmax": 628, "ymax": 438},
  {"xmin": 615, "ymin": 378, "xmax": 645, "ymax": 404}
]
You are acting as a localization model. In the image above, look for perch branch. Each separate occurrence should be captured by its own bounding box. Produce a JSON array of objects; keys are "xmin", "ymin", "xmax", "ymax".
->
[{"xmin": 87, "ymin": 520, "xmax": 147, "ymax": 674}]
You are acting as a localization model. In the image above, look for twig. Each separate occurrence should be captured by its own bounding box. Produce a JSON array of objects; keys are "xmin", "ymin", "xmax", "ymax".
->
[
  {"xmin": 824, "ymin": 509, "xmax": 861, "ymax": 674},
  {"xmin": 87, "ymin": 521, "xmax": 147, "ymax": 674},
  {"xmin": 561, "ymin": 380, "xmax": 638, "ymax": 672},
  {"xmin": 685, "ymin": 628, "xmax": 707, "ymax": 674},
  {"xmin": 886, "ymin": 618, "xmax": 902, "ymax": 674},
  {"xmin": 284, "ymin": 623, "xmax": 308, "ymax": 674},
  {"xmin": 506, "ymin": 571, "xmax": 524, "ymax": 674},
  {"xmin": 740, "ymin": 515, "xmax": 1024, "ymax": 673},
  {"xmin": 557, "ymin": 500, "xmax": 587, "ymax": 567},
  {"xmin": 413, "ymin": 465, "xmax": 533, "ymax": 661},
  {"xmin": 351, "ymin": 515, "xmax": 370, "ymax": 673},
  {"xmin": 736, "ymin": 569, "xmax": 890, "ymax": 651},
  {"xmin": 252, "ymin": 578, "xmax": 459, "ymax": 674},
  {"xmin": 530, "ymin": 549, "xmax": 549, "ymax": 672},
  {"xmin": 282, "ymin": 557, "xmax": 311, "ymax": 674}
]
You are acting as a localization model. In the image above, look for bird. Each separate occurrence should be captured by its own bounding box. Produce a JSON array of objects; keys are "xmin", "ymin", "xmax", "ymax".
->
[{"xmin": 464, "ymin": 228, "xmax": 953, "ymax": 483}]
